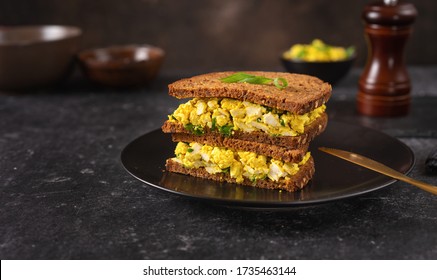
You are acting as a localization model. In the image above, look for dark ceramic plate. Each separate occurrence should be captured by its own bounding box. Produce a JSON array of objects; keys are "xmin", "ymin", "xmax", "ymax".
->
[{"xmin": 121, "ymin": 122, "xmax": 414, "ymax": 208}]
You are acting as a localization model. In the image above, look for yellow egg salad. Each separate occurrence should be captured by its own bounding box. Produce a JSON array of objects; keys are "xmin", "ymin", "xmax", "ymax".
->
[
  {"xmin": 168, "ymin": 98, "xmax": 325, "ymax": 137},
  {"xmin": 172, "ymin": 142, "xmax": 311, "ymax": 183},
  {"xmin": 283, "ymin": 39, "xmax": 354, "ymax": 62}
]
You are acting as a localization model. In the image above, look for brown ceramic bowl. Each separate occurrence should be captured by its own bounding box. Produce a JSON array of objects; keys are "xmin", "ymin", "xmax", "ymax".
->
[
  {"xmin": 77, "ymin": 45, "xmax": 165, "ymax": 87},
  {"xmin": 0, "ymin": 25, "xmax": 82, "ymax": 90}
]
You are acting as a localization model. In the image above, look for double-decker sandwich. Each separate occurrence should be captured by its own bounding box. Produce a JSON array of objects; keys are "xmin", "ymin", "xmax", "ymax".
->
[{"xmin": 162, "ymin": 71, "xmax": 331, "ymax": 192}]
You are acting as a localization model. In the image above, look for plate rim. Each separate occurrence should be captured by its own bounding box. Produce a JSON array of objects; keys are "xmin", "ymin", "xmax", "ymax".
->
[{"xmin": 121, "ymin": 121, "xmax": 415, "ymax": 208}]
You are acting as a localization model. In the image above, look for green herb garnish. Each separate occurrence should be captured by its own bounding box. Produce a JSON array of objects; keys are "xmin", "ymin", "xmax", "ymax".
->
[
  {"xmin": 280, "ymin": 119, "xmax": 285, "ymax": 126},
  {"xmin": 222, "ymin": 167, "xmax": 230, "ymax": 173},
  {"xmin": 187, "ymin": 148, "xmax": 194, "ymax": 153},
  {"xmin": 211, "ymin": 117, "xmax": 233, "ymax": 136},
  {"xmin": 218, "ymin": 124, "xmax": 233, "ymax": 137},
  {"xmin": 211, "ymin": 117, "xmax": 217, "ymax": 131},
  {"xmin": 250, "ymin": 175, "xmax": 266, "ymax": 183},
  {"xmin": 184, "ymin": 123, "xmax": 204, "ymax": 136},
  {"xmin": 220, "ymin": 72, "xmax": 288, "ymax": 90},
  {"xmin": 296, "ymin": 49, "xmax": 306, "ymax": 59},
  {"xmin": 346, "ymin": 46, "xmax": 355, "ymax": 58}
]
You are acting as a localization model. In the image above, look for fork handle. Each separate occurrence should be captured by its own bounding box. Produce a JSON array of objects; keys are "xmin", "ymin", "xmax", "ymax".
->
[{"xmin": 396, "ymin": 174, "xmax": 437, "ymax": 195}]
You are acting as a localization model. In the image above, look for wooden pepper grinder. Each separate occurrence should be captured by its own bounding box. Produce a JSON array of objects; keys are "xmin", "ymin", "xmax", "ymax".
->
[{"xmin": 357, "ymin": 0, "xmax": 417, "ymax": 117}]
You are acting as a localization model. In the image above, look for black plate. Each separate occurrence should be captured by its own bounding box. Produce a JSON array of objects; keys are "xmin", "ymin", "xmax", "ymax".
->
[{"xmin": 121, "ymin": 122, "xmax": 414, "ymax": 207}]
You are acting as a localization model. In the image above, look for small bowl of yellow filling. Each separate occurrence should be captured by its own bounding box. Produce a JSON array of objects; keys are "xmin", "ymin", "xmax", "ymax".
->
[{"xmin": 281, "ymin": 39, "xmax": 355, "ymax": 85}]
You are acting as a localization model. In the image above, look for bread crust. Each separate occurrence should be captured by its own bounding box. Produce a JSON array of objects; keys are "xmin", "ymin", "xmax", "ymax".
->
[
  {"xmin": 162, "ymin": 112, "xmax": 328, "ymax": 149},
  {"xmin": 168, "ymin": 71, "xmax": 331, "ymax": 114},
  {"xmin": 165, "ymin": 156, "xmax": 315, "ymax": 192}
]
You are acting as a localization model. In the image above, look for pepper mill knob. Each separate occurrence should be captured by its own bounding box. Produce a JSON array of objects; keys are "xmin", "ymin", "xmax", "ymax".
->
[{"xmin": 357, "ymin": 0, "xmax": 417, "ymax": 117}]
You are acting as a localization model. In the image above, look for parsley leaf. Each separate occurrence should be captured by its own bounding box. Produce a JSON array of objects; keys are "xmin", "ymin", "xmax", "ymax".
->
[
  {"xmin": 211, "ymin": 117, "xmax": 217, "ymax": 131},
  {"xmin": 218, "ymin": 125, "xmax": 233, "ymax": 137},
  {"xmin": 184, "ymin": 123, "xmax": 204, "ymax": 136}
]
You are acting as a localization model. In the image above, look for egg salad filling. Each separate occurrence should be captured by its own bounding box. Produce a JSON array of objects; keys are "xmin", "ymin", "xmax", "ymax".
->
[
  {"xmin": 168, "ymin": 98, "xmax": 325, "ymax": 137},
  {"xmin": 172, "ymin": 142, "xmax": 311, "ymax": 183},
  {"xmin": 283, "ymin": 39, "xmax": 355, "ymax": 62}
]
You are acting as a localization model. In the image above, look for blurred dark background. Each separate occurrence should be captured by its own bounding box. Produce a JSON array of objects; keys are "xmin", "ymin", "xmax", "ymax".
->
[{"xmin": 1, "ymin": 0, "xmax": 436, "ymax": 73}]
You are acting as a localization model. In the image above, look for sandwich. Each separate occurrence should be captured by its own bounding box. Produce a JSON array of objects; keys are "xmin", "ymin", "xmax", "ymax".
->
[{"xmin": 162, "ymin": 71, "xmax": 331, "ymax": 192}]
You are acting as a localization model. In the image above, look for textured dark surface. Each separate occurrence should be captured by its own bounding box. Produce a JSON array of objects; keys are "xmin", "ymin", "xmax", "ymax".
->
[{"xmin": 0, "ymin": 67, "xmax": 437, "ymax": 259}]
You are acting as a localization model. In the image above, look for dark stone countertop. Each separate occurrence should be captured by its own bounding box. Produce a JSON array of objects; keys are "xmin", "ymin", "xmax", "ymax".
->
[{"xmin": 1, "ymin": 67, "xmax": 436, "ymax": 259}]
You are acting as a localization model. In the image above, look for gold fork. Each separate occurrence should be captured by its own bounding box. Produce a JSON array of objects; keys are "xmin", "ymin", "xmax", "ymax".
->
[{"xmin": 319, "ymin": 147, "xmax": 437, "ymax": 195}]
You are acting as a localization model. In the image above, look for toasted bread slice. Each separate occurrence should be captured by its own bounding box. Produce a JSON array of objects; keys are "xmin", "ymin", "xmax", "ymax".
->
[
  {"xmin": 171, "ymin": 133, "xmax": 309, "ymax": 163},
  {"xmin": 162, "ymin": 112, "xmax": 327, "ymax": 149},
  {"xmin": 168, "ymin": 71, "xmax": 331, "ymax": 114},
  {"xmin": 165, "ymin": 156, "xmax": 315, "ymax": 192}
]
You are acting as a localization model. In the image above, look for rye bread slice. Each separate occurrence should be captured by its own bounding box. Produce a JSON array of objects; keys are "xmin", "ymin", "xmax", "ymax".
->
[
  {"xmin": 171, "ymin": 133, "xmax": 309, "ymax": 163},
  {"xmin": 162, "ymin": 112, "xmax": 328, "ymax": 149},
  {"xmin": 168, "ymin": 71, "xmax": 331, "ymax": 114},
  {"xmin": 165, "ymin": 156, "xmax": 315, "ymax": 192}
]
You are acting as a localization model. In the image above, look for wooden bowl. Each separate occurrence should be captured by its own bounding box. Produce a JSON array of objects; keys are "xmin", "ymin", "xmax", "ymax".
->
[
  {"xmin": 77, "ymin": 45, "xmax": 165, "ymax": 87},
  {"xmin": 0, "ymin": 25, "xmax": 82, "ymax": 90}
]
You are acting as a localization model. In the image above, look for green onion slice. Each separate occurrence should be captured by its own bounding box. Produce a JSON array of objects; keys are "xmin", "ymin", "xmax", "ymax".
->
[{"xmin": 220, "ymin": 72, "xmax": 288, "ymax": 90}]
